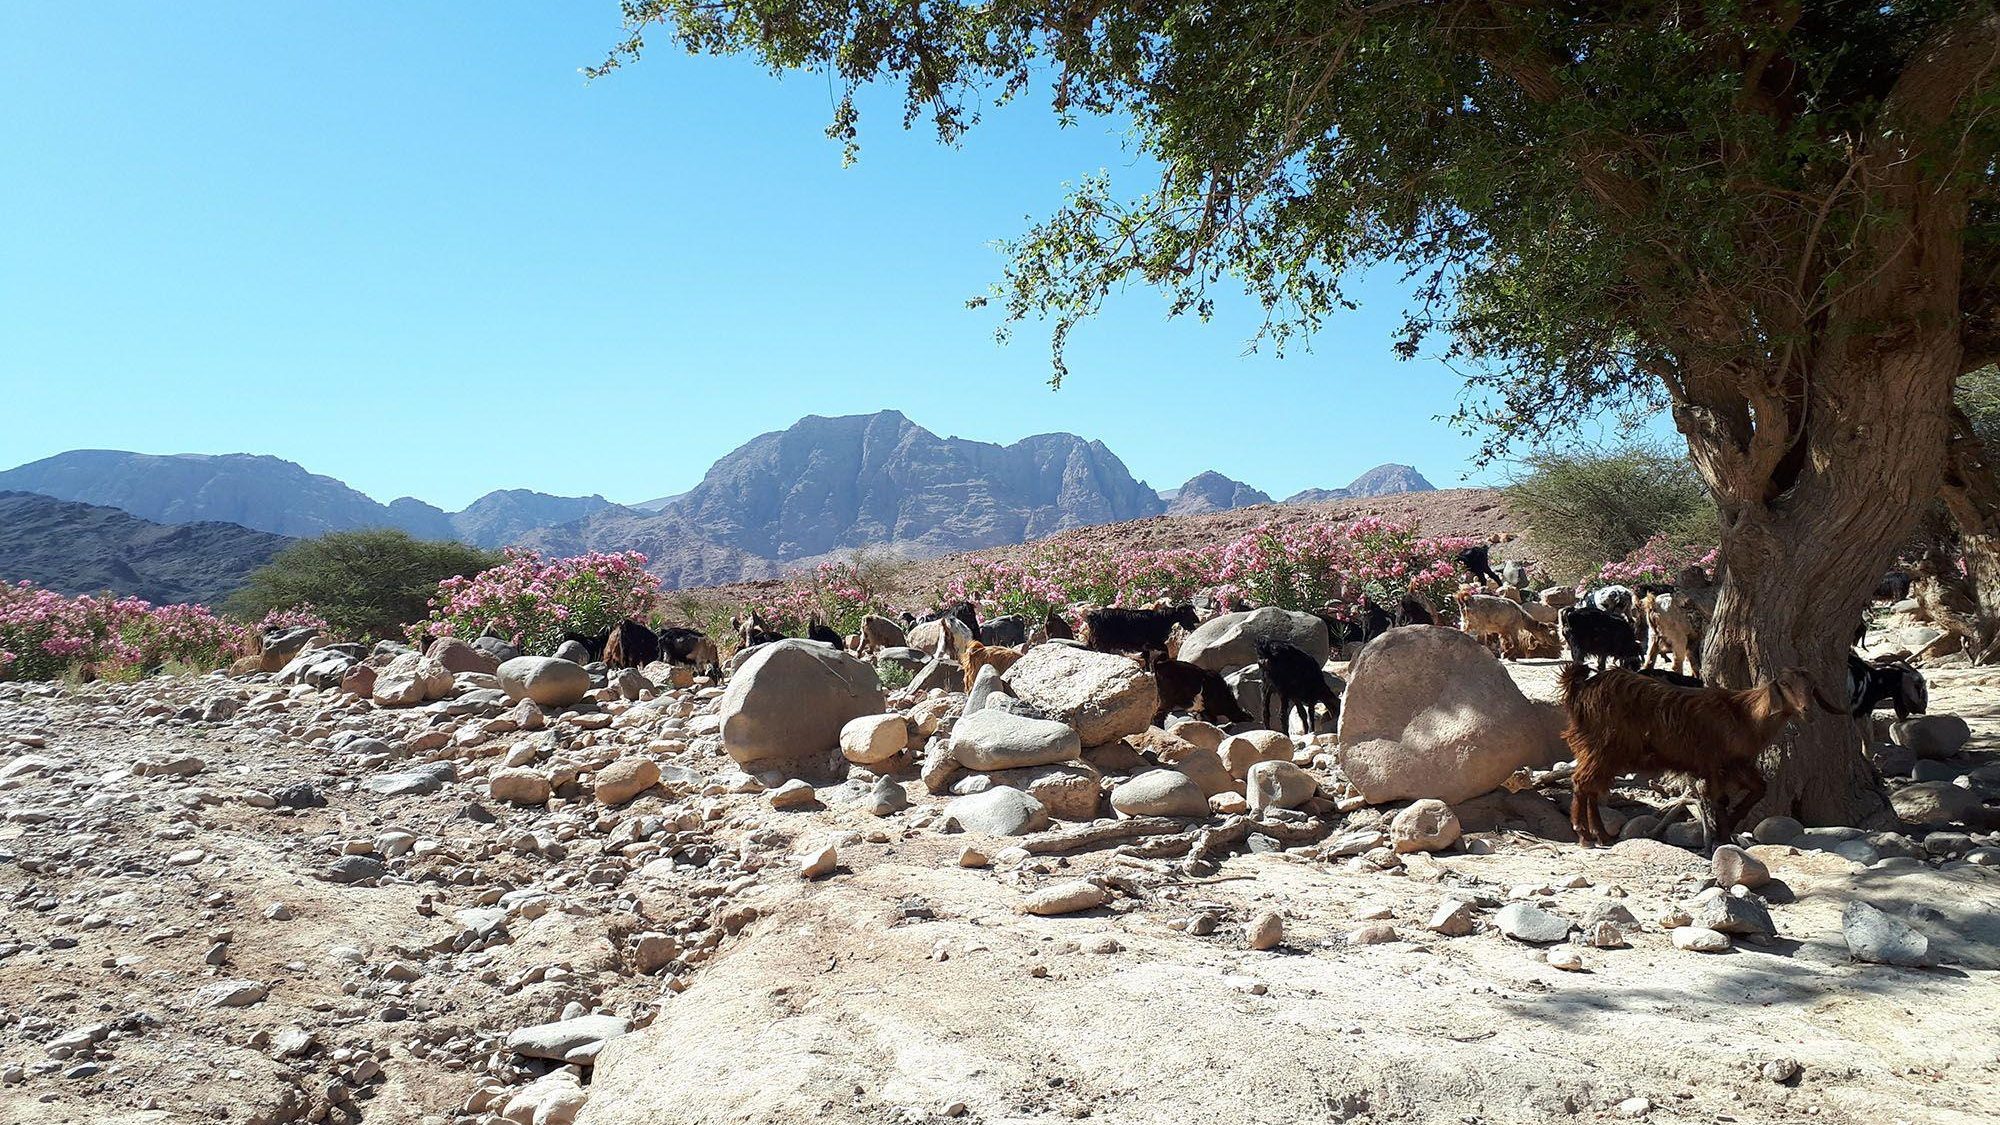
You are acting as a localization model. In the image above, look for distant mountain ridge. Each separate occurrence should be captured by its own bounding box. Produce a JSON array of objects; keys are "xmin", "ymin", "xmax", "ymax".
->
[
  {"xmin": 0, "ymin": 420, "xmax": 1440, "ymax": 592},
  {"xmin": 0, "ymin": 491, "xmax": 292, "ymax": 605},
  {"xmin": 0, "ymin": 451, "xmax": 625, "ymax": 547}
]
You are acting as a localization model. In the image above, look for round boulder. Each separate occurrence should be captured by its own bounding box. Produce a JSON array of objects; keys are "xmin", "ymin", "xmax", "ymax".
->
[
  {"xmin": 594, "ymin": 758, "xmax": 660, "ymax": 806},
  {"xmin": 1244, "ymin": 759, "xmax": 1316, "ymax": 813},
  {"xmin": 498, "ymin": 657, "xmax": 593, "ymax": 708},
  {"xmin": 1110, "ymin": 769, "xmax": 1210, "ymax": 817},
  {"xmin": 1334, "ymin": 627, "xmax": 1563, "ymax": 805},
  {"xmin": 1389, "ymin": 798, "xmax": 1462, "ymax": 853},
  {"xmin": 428, "ymin": 636, "xmax": 501, "ymax": 676},
  {"xmin": 372, "ymin": 652, "xmax": 454, "ymax": 708},
  {"xmin": 719, "ymin": 640, "xmax": 885, "ymax": 774},
  {"xmin": 950, "ymin": 709, "xmax": 1082, "ymax": 771},
  {"xmin": 1220, "ymin": 730, "xmax": 1294, "ymax": 780},
  {"xmin": 1179, "ymin": 607, "xmax": 1330, "ymax": 674},
  {"xmin": 489, "ymin": 767, "xmax": 552, "ymax": 805},
  {"xmin": 1001, "ymin": 645, "xmax": 1159, "ymax": 746},
  {"xmin": 840, "ymin": 714, "xmax": 910, "ymax": 765}
]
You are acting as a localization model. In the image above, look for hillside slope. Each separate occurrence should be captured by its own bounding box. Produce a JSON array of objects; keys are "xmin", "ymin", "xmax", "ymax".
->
[{"xmin": 0, "ymin": 491, "xmax": 293, "ymax": 604}]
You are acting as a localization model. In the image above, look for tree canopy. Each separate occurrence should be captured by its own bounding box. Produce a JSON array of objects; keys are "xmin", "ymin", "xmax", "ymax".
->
[
  {"xmin": 598, "ymin": 2, "xmax": 2000, "ymax": 462},
  {"xmin": 226, "ymin": 530, "xmax": 500, "ymax": 641}
]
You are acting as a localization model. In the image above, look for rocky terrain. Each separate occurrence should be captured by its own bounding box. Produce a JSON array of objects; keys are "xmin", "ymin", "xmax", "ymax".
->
[
  {"xmin": 1, "ymin": 610, "xmax": 1995, "ymax": 1125},
  {"xmin": 0, "ymin": 492, "xmax": 293, "ymax": 605},
  {"xmin": 1284, "ymin": 463, "xmax": 1437, "ymax": 504},
  {"xmin": 1161, "ymin": 470, "xmax": 1273, "ymax": 515}
]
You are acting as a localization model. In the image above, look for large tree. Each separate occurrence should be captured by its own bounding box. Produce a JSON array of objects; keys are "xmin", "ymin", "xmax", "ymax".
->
[{"xmin": 600, "ymin": 2, "xmax": 2000, "ymax": 825}]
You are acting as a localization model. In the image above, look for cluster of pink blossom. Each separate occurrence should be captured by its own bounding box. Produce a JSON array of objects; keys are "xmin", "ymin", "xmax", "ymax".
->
[
  {"xmin": 0, "ymin": 580, "xmax": 249, "ymax": 682},
  {"xmin": 1598, "ymin": 534, "xmax": 1719, "ymax": 587},
  {"xmin": 255, "ymin": 604, "xmax": 331, "ymax": 635},
  {"xmin": 944, "ymin": 517, "xmax": 1479, "ymax": 624},
  {"xmin": 757, "ymin": 560, "xmax": 892, "ymax": 636},
  {"xmin": 420, "ymin": 549, "xmax": 661, "ymax": 654}
]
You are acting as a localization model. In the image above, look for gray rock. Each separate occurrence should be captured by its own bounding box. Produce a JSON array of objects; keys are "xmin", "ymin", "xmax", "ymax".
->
[
  {"xmin": 866, "ymin": 777, "xmax": 909, "ymax": 817},
  {"xmin": 1751, "ymin": 815, "xmax": 1804, "ymax": 845},
  {"xmin": 1710, "ymin": 844, "xmax": 1770, "ymax": 889},
  {"xmin": 1841, "ymin": 901, "xmax": 1934, "ymax": 967},
  {"xmin": 362, "ymin": 763, "xmax": 456, "ymax": 798},
  {"xmin": 1692, "ymin": 892, "xmax": 1774, "ymax": 937},
  {"xmin": 1494, "ymin": 902, "xmax": 1573, "ymax": 944},
  {"xmin": 1672, "ymin": 926, "xmax": 1731, "ymax": 952},
  {"xmin": 506, "ymin": 1014, "xmax": 632, "ymax": 1062},
  {"xmin": 1891, "ymin": 781, "xmax": 1979, "ymax": 828},
  {"xmin": 1246, "ymin": 759, "xmax": 1317, "ymax": 814},
  {"xmin": 719, "ymin": 640, "xmax": 884, "ymax": 773},
  {"xmin": 276, "ymin": 648, "xmax": 358, "ymax": 690},
  {"xmin": 497, "ymin": 657, "xmax": 592, "ymax": 708},
  {"xmin": 907, "ymin": 658, "xmax": 964, "ymax": 695},
  {"xmin": 965, "ymin": 663, "xmax": 1006, "ymax": 713},
  {"xmin": 195, "ymin": 980, "xmax": 267, "ymax": 1008},
  {"xmin": 983, "ymin": 763, "xmax": 1102, "ymax": 821},
  {"xmin": 1110, "ymin": 770, "xmax": 1210, "ymax": 817},
  {"xmin": 1001, "ymin": 645, "xmax": 1158, "ymax": 746},
  {"xmin": 1179, "ymin": 607, "xmax": 1331, "ymax": 674},
  {"xmin": 950, "ymin": 709, "xmax": 1082, "ymax": 772},
  {"xmin": 942, "ymin": 786, "xmax": 1050, "ymax": 836},
  {"xmin": 324, "ymin": 856, "xmax": 385, "ymax": 884},
  {"xmin": 1389, "ymin": 798, "xmax": 1462, "ymax": 853},
  {"xmin": 553, "ymin": 640, "xmax": 592, "ymax": 665},
  {"xmin": 1891, "ymin": 715, "xmax": 1971, "ymax": 759}
]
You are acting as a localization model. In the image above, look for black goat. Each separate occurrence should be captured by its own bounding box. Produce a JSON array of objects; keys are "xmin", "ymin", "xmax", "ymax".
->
[
  {"xmin": 1355, "ymin": 595, "xmax": 1393, "ymax": 641},
  {"xmin": 602, "ymin": 618, "xmax": 660, "ymax": 669},
  {"xmin": 1082, "ymin": 604, "xmax": 1201, "ymax": 662},
  {"xmin": 731, "ymin": 612, "xmax": 785, "ymax": 648},
  {"xmin": 1874, "ymin": 570, "xmax": 1913, "ymax": 602},
  {"xmin": 806, "ymin": 617, "xmax": 843, "ymax": 647},
  {"xmin": 1152, "ymin": 658, "xmax": 1253, "ymax": 726},
  {"xmin": 1309, "ymin": 607, "xmax": 1358, "ymax": 650},
  {"xmin": 1558, "ymin": 605, "xmax": 1642, "ymax": 671},
  {"xmin": 1457, "ymin": 544, "xmax": 1502, "ymax": 586},
  {"xmin": 1394, "ymin": 595, "xmax": 1435, "ymax": 627},
  {"xmin": 1255, "ymin": 639, "xmax": 1342, "ymax": 735},
  {"xmin": 1636, "ymin": 667, "xmax": 1704, "ymax": 689},
  {"xmin": 1847, "ymin": 653, "xmax": 1927, "ymax": 720},
  {"xmin": 1044, "ymin": 608, "xmax": 1076, "ymax": 641},
  {"xmin": 658, "ymin": 627, "xmax": 721, "ymax": 675},
  {"xmin": 560, "ymin": 630, "xmax": 610, "ymax": 661}
]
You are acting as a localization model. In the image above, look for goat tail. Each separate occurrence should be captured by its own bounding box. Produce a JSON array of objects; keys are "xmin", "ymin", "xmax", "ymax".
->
[{"xmin": 1557, "ymin": 661, "xmax": 1595, "ymax": 710}]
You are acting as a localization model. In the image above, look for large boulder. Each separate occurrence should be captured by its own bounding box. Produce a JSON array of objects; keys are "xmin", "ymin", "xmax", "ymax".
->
[
  {"xmin": 942, "ymin": 786, "xmax": 1049, "ymax": 836},
  {"xmin": 1001, "ymin": 646, "xmax": 1158, "ymax": 746},
  {"xmin": 372, "ymin": 652, "xmax": 454, "ymax": 708},
  {"xmin": 257, "ymin": 626, "xmax": 319, "ymax": 673},
  {"xmin": 950, "ymin": 709, "xmax": 1082, "ymax": 771},
  {"xmin": 1890, "ymin": 780, "xmax": 1979, "ymax": 828},
  {"xmin": 428, "ymin": 636, "xmax": 500, "ymax": 676},
  {"xmin": 276, "ymin": 648, "xmax": 358, "ymax": 690},
  {"xmin": 1179, "ymin": 607, "xmax": 1330, "ymax": 674},
  {"xmin": 498, "ymin": 657, "xmax": 593, "ymax": 708},
  {"xmin": 1334, "ymin": 626, "xmax": 1563, "ymax": 805},
  {"xmin": 1111, "ymin": 770, "xmax": 1210, "ymax": 817},
  {"xmin": 719, "ymin": 640, "xmax": 884, "ymax": 773}
]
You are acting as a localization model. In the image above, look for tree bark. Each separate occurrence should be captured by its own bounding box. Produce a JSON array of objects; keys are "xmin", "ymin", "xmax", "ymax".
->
[{"xmin": 1938, "ymin": 405, "xmax": 2000, "ymax": 662}]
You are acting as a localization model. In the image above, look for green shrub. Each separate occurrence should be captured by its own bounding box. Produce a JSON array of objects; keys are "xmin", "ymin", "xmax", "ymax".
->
[
  {"xmin": 1505, "ymin": 442, "xmax": 1718, "ymax": 583},
  {"xmin": 226, "ymin": 530, "xmax": 501, "ymax": 641}
]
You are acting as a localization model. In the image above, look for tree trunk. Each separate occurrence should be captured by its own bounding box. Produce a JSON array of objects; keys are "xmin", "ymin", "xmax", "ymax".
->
[
  {"xmin": 1680, "ymin": 331, "xmax": 1959, "ymax": 830},
  {"xmin": 1939, "ymin": 405, "xmax": 2000, "ymax": 662}
]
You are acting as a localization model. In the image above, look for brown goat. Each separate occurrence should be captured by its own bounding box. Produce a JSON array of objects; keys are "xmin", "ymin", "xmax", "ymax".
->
[
  {"xmin": 961, "ymin": 642, "xmax": 1023, "ymax": 693},
  {"xmin": 1558, "ymin": 663, "xmax": 1838, "ymax": 847}
]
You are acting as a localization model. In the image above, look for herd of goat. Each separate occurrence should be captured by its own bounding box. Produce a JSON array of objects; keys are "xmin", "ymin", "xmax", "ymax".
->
[{"xmin": 542, "ymin": 540, "xmax": 1928, "ymax": 849}]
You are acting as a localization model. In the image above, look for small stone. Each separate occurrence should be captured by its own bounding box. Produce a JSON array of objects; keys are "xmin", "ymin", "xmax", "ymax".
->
[
  {"xmin": 1389, "ymin": 798, "xmax": 1461, "ymax": 853},
  {"xmin": 1494, "ymin": 902, "xmax": 1572, "ymax": 944},
  {"xmin": 1841, "ymin": 900, "xmax": 1933, "ymax": 967},
  {"xmin": 196, "ymin": 980, "xmax": 267, "ymax": 1008},
  {"xmin": 1671, "ymin": 926, "xmax": 1731, "ymax": 953},
  {"xmin": 1751, "ymin": 814, "xmax": 1804, "ymax": 845},
  {"xmin": 263, "ymin": 902, "xmax": 292, "ymax": 921},
  {"xmin": 798, "ymin": 844, "xmax": 839, "ymax": 880},
  {"xmin": 505, "ymin": 1014, "xmax": 631, "ymax": 1062},
  {"xmin": 1246, "ymin": 911, "xmax": 1283, "ymax": 951},
  {"xmin": 1021, "ymin": 880, "xmax": 1109, "ymax": 916},
  {"xmin": 1762, "ymin": 1058, "xmax": 1801, "ymax": 1083},
  {"xmin": 487, "ymin": 767, "xmax": 551, "ymax": 805},
  {"xmin": 1710, "ymin": 844, "xmax": 1770, "ymax": 889},
  {"xmin": 1546, "ymin": 947, "xmax": 1584, "ymax": 971},
  {"xmin": 1691, "ymin": 891, "xmax": 1774, "ymax": 937},
  {"xmin": 1616, "ymin": 1096, "xmax": 1652, "ymax": 1118},
  {"xmin": 1427, "ymin": 900, "xmax": 1476, "ymax": 937},
  {"xmin": 769, "ymin": 779, "xmax": 818, "ymax": 810},
  {"xmin": 865, "ymin": 777, "xmax": 909, "ymax": 817},
  {"xmin": 593, "ymin": 758, "xmax": 660, "ymax": 806},
  {"xmin": 1347, "ymin": 922, "xmax": 1399, "ymax": 945},
  {"xmin": 1586, "ymin": 921, "xmax": 1624, "ymax": 948},
  {"xmin": 323, "ymin": 856, "xmax": 385, "ymax": 885},
  {"xmin": 840, "ymin": 714, "xmax": 910, "ymax": 765},
  {"xmin": 957, "ymin": 847, "xmax": 989, "ymax": 869}
]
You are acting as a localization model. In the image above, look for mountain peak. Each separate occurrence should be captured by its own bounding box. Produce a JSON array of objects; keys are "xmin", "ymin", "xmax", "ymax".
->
[{"xmin": 1163, "ymin": 471, "xmax": 1272, "ymax": 516}]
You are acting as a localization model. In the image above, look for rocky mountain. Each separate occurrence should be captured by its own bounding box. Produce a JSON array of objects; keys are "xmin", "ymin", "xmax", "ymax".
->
[
  {"xmin": 447, "ymin": 491, "xmax": 625, "ymax": 549},
  {"xmin": 521, "ymin": 411, "xmax": 1169, "ymax": 587},
  {"xmin": 1162, "ymin": 471, "xmax": 1273, "ymax": 516},
  {"xmin": 0, "ymin": 450, "xmax": 622, "ymax": 547},
  {"xmin": 0, "ymin": 491, "xmax": 292, "ymax": 605},
  {"xmin": 1283, "ymin": 464, "xmax": 1437, "ymax": 504}
]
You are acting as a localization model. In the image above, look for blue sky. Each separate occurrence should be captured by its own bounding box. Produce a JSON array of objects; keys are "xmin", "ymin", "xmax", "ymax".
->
[{"xmin": 2, "ymin": 3, "xmax": 1522, "ymax": 510}]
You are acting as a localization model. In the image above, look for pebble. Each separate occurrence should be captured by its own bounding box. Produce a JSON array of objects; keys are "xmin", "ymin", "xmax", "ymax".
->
[
  {"xmin": 1246, "ymin": 911, "xmax": 1283, "ymax": 951},
  {"xmin": 324, "ymin": 856, "xmax": 385, "ymax": 885},
  {"xmin": 1494, "ymin": 902, "xmax": 1572, "ymax": 944},
  {"xmin": 1616, "ymin": 1096, "xmax": 1652, "ymax": 1118},
  {"xmin": 1762, "ymin": 1058, "xmax": 1801, "ymax": 1083},
  {"xmin": 1841, "ymin": 901, "xmax": 1933, "ymax": 967},
  {"xmin": 1709, "ymin": 844, "xmax": 1769, "ymax": 889},
  {"xmin": 957, "ymin": 847, "xmax": 989, "ymax": 869},
  {"xmin": 770, "ymin": 780, "xmax": 819, "ymax": 810},
  {"xmin": 1021, "ymin": 881, "xmax": 1109, "ymax": 916},
  {"xmin": 1671, "ymin": 926, "xmax": 1731, "ymax": 953},
  {"xmin": 1347, "ymin": 923, "xmax": 1399, "ymax": 945},
  {"xmin": 798, "ymin": 844, "xmax": 839, "ymax": 880},
  {"xmin": 1546, "ymin": 947, "xmax": 1584, "ymax": 971},
  {"xmin": 1427, "ymin": 900, "xmax": 1476, "ymax": 937}
]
